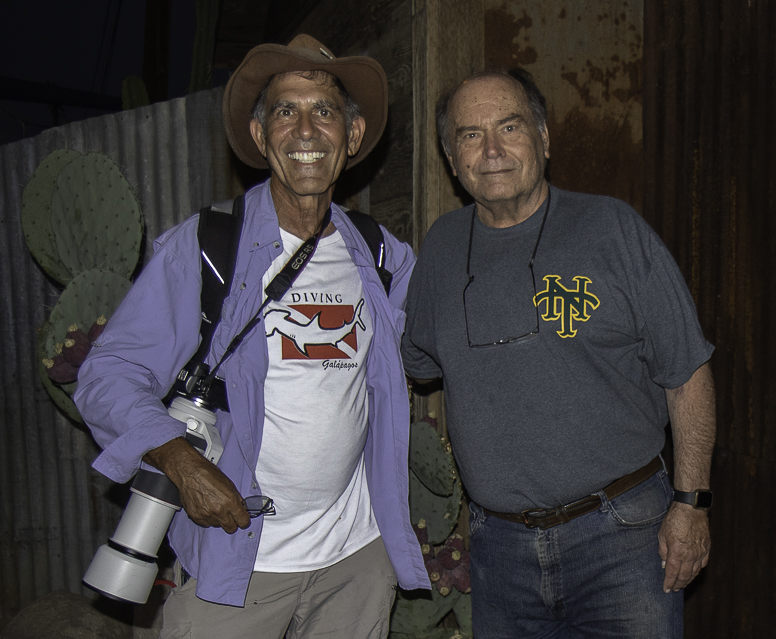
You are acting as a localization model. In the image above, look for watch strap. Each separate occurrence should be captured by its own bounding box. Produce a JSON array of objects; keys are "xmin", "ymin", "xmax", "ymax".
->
[{"xmin": 673, "ymin": 489, "xmax": 713, "ymax": 510}]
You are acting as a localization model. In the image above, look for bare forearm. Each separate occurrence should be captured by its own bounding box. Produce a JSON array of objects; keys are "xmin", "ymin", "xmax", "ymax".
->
[
  {"xmin": 665, "ymin": 361, "xmax": 716, "ymax": 490},
  {"xmin": 143, "ymin": 437, "xmax": 250, "ymax": 533},
  {"xmin": 143, "ymin": 436, "xmax": 202, "ymax": 484},
  {"xmin": 658, "ymin": 360, "xmax": 715, "ymax": 592}
]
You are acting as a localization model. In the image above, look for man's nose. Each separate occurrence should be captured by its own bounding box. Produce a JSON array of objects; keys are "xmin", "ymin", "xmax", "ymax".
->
[
  {"xmin": 293, "ymin": 110, "xmax": 318, "ymax": 140},
  {"xmin": 483, "ymin": 131, "xmax": 505, "ymax": 158}
]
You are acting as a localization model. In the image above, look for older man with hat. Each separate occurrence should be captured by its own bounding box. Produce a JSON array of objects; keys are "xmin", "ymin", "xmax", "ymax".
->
[{"xmin": 75, "ymin": 35, "xmax": 429, "ymax": 638}]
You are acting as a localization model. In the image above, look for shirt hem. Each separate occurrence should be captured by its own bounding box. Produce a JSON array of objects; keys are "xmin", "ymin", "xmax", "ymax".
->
[{"xmin": 252, "ymin": 530, "xmax": 381, "ymax": 573}]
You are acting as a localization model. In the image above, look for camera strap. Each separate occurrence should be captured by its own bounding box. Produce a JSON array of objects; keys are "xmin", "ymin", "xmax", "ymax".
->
[
  {"xmin": 202, "ymin": 207, "xmax": 333, "ymax": 386},
  {"xmin": 190, "ymin": 196, "xmax": 245, "ymax": 368},
  {"xmin": 343, "ymin": 209, "xmax": 393, "ymax": 295}
]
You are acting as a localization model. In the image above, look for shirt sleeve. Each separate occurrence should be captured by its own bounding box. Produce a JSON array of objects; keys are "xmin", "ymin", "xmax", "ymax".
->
[
  {"xmin": 401, "ymin": 233, "xmax": 443, "ymax": 381},
  {"xmin": 381, "ymin": 226, "xmax": 417, "ymax": 311},
  {"xmin": 636, "ymin": 238, "xmax": 714, "ymax": 389},
  {"xmin": 74, "ymin": 217, "xmax": 204, "ymax": 483}
]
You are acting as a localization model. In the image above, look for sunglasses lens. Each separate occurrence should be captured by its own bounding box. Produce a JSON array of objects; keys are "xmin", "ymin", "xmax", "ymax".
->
[{"xmin": 243, "ymin": 495, "xmax": 274, "ymax": 517}]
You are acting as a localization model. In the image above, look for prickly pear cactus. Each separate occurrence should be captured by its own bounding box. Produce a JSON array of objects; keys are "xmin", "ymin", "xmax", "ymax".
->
[
  {"xmin": 50, "ymin": 153, "xmax": 143, "ymax": 280},
  {"xmin": 408, "ymin": 421, "xmax": 461, "ymax": 546},
  {"xmin": 21, "ymin": 149, "xmax": 82, "ymax": 285},
  {"xmin": 389, "ymin": 587, "xmax": 460, "ymax": 637},
  {"xmin": 410, "ymin": 471, "xmax": 462, "ymax": 546},
  {"xmin": 23, "ymin": 150, "xmax": 143, "ymax": 421},
  {"xmin": 410, "ymin": 420, "xmax": 456, "ymax": 497},
  {"xmin": 38, "ymin": 269, "xmax": 132, "ymax": 419},
  {"xmin": 391, "ymin": 417, "xmax": 472, "ymax": 638},
  {"xmin": 43, "ymin": 269, "xmax": 131, "ymax": 360},
  {"xmin": 452, "ymin": 594, "xmax": 472, "ymax": 636},
  {"xmin": 37, "ymin": 319, "xmax": 84, "ymax": 424}
]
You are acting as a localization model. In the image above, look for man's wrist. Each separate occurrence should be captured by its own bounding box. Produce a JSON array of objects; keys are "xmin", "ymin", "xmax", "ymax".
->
[
  {"xmin": 142, "ymin": 437, "xmax": 196, "ymax": 478},
  {"xmin": 672, "ymin": 488, "xmax": 713, "ymax": 510}
]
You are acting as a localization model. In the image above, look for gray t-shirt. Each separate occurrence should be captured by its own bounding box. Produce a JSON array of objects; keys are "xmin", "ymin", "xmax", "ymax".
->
[{"xmin": 402, "ymin": 186, "xmax": 714, "ymax": 512}]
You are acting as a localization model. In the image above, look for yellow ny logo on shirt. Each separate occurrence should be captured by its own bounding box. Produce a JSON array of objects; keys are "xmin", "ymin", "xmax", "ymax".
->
[{"xmin": 533, "ymin": 275, "xmax": 600, "ymax": 338}]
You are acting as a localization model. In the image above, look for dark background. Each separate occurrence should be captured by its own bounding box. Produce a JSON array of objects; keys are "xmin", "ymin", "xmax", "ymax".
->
[
  {"xmin": 1, "ymin": 1, "xmax": 774, "ymax": 637},
  {"xmin": 0, "ymin": 0, "xmax": 325, "ymax": 147}
]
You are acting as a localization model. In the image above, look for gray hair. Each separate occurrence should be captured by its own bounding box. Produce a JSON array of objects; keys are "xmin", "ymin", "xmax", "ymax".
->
[
  {"xmin": 436, "ymin": 69, "xmax": 548, "ymax": 154},
  {"xmin": 251, "ymin": 70, "xmax": 362, "ymax": 132}
]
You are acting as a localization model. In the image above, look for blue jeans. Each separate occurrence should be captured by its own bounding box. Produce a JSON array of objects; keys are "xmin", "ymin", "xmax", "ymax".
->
[{"xmin": 469, "ymin": 468, "xmax": 683, "ymax": 638}]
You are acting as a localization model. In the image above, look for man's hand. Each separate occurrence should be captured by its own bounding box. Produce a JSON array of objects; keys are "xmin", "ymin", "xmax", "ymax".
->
[
  {"xmin": 661, "ymin": 361, "xmax": 715, "ymax": 592},
  {"xmin": 658, "ymin": 502, "xmax": 711, "ymax": 592},
  {"xmin": 143, "ymin": 438, "xmax": 251, "ymax": 534}
]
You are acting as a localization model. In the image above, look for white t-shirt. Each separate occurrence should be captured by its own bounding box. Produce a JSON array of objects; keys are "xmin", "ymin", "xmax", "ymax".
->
[{"xmin": 253, "ymin": 228, "xmax": 380, "ymax": 572}]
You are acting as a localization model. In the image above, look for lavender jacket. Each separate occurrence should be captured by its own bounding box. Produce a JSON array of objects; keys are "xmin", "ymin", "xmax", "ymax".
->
[{"xmin": 75, "ymin": 181, "xmax": 430, "ymax": 606}]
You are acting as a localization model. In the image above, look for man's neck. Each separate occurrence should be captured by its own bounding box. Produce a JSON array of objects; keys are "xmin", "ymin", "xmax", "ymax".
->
[
  {"xmin": 475, "ymin": 181, "xmax": 549, "ymax": 229},
  {"xmin": 270, "ymin": 180, "xmax": 336, "ymax": 239}
]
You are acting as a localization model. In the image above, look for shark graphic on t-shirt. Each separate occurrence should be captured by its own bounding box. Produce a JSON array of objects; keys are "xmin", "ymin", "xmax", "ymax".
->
[{"xmin": 265, "ymin": 299, "xmax": 365, "ymax": 358}]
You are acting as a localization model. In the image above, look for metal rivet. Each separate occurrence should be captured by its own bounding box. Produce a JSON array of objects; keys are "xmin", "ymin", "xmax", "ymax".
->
[
  {"xmin": 239, "ymin": 283, "xmax": 246, "ymax": 290},
  {"xmin": 273, "ymin": 241, "xmax": 280, "ymax": 248},
  {"xmin": 248, "ymin": 531, "xmax": 255, "ymax": 539}
]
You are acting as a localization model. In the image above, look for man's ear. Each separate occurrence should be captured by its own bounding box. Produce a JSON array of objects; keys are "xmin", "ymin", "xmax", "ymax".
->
[
  {"xmin": 249, "ymin": 119, "xmax": 266, "ymax": 158},
  {"xmin": 347, "ymin": 116, "xmax": 366, "ymax": 157},
  {"xmin": 445, "ymin": 150, "xmax": 459, "ymax": 177},
  {"xmin": 541, "ymin": 126, "xmax": 550, "ymax": 160}
]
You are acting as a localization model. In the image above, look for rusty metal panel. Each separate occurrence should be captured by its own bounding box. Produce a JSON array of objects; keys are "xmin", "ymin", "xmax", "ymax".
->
[
  {"xmin": 0, "ymin": 88, "xmax": 233, "ymax": 630},
  {"xmin": 644, "ymin": 1, "xmax": 776, "ymax": 635},
  {"xmin": 484, "ymin": 0, "xmax": 644, "ymax": 210}
]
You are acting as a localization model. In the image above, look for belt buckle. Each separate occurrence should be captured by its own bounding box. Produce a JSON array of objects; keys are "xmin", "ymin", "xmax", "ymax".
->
[{"xmin": 520, "ymin": 508, "xmax": 546, "ymax": 529}]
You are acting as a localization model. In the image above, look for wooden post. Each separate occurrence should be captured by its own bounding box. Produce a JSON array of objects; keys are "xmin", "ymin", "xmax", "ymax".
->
[{"xmin": 411, "ymin": 0, "xmax": 484, "ymax": 424}]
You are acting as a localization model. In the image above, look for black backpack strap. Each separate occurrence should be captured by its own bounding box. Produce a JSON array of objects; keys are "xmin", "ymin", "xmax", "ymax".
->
[
  {"xmin": 344, "ymin": 209, "xmax": 393, "ymax": 295},
  {"xmin": 190, "ymin": 195, "xmax": 245, "ymax": 365}
]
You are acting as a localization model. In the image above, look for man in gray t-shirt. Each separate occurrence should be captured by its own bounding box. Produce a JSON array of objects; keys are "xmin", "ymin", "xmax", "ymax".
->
[{"xmin": 402, "ymin": 70, "xmax": 715, "ymax": 638}]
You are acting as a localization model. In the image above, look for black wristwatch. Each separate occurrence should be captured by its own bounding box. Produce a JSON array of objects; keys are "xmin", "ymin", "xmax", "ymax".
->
[{"xmin": 672, "ymin": 489, "xmax": 713, "ymax": 510}]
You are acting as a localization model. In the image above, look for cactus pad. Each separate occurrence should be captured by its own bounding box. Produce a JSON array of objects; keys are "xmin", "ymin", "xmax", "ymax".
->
[
  {"xmin": 409, "ymin": 420, "xmax": 456, "ymax": 497},
  {"xmin": 43, "ymin": 269, "xmax": 131, "ymax": 361},
  {"xmin": 389, "ymin": 586, "xmax": 461, "ymax": 637},
  {"xmin": 50, "ymin": 153, "xmax": 143, "ymax": 279},
  {"xmin": 37, "ymin": 320, "xmax": 83, "ymax": 423},
  {"xmin": 452, "ymin": 593, "xmax": 473, "ymax": 637},
  {"xmin": 409, "ymin": 469, "xmax": 462, "ymax": 546},
  {"xmin": 21, "ymin": 149, "xmax": 82, "ymax": 285}
]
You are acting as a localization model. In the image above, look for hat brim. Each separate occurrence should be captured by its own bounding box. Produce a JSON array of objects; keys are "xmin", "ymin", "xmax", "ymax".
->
[{"xmin": 223, "ymin": 43, "xmax": 388, "ymax": 170}]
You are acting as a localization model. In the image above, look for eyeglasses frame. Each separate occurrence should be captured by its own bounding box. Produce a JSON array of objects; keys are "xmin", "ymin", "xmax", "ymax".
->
[{"xmin": 462, "ymin": 188, "xmax": 551, "ymax": 348}]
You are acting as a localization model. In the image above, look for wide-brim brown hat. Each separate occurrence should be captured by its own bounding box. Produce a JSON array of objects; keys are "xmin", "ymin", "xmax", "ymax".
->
[{"xmin": 223, "ymin": 34, "xmax": 388, "ymax": 170}]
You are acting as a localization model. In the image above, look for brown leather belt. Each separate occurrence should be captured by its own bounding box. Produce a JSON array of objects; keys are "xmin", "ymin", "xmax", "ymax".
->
[{"xmin": 482, "ymin": 456, "xmax": 663, "ymax": 530}]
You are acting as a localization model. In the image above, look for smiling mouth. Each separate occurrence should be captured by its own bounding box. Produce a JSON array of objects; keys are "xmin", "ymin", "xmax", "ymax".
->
[{"xmin": 287, "ymin": 151, "xmax": 326, "ymax": 163}]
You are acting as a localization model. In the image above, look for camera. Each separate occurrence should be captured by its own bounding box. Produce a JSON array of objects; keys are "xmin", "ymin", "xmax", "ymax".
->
[{"xmin": 83, "ymin": 386, "xmax": 224, "ymax": 604}]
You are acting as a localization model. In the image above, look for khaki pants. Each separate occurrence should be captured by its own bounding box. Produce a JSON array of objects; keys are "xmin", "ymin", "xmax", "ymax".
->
[{"xmin": 160, "ymin": 538, "xmax": 397, "ymax": 639}]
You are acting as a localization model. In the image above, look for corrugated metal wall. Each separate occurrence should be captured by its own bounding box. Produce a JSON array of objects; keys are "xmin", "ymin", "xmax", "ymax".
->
[
  {"xmin": 0, "ymin": 87, "xmax": 237, "ymax": 629},
  {"xmin": 644, "ymin": 1, "xmax": 775, "ymax": 635}
]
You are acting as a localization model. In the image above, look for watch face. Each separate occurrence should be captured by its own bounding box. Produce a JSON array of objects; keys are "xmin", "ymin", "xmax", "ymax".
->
[{"xmin": 695, "ymin": 491, "xmax": 713, "ymax": 509}]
